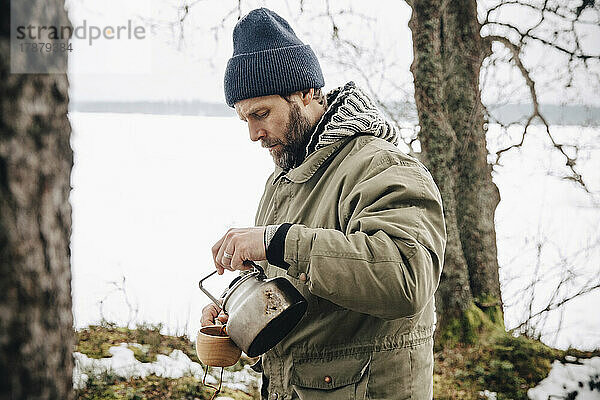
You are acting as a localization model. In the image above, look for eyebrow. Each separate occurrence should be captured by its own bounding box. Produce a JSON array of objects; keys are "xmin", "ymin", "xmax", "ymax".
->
[{"xmin": 238, "ymin": 106, "xmax": 268, "ymax": 121}]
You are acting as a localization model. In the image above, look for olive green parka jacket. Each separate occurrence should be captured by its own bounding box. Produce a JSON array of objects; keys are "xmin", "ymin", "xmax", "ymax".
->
[{"xmin": 254, "ymin": 83, "xmax": 446, "ymax": 400}]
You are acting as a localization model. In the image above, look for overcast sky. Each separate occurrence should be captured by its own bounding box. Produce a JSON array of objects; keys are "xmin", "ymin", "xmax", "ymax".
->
[
  {"xmin": 64, "ymin": 0, "xmax": 600, "ymax": 106},
  {"xmin": 65, "ymin": 0, "xmax": 412, "ymax": 103}
]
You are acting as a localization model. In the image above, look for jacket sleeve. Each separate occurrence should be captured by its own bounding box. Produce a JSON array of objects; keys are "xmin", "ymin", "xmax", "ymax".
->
[{"xmin": 282, "ymin": 154, "xmax": 446, "ymax": 320}]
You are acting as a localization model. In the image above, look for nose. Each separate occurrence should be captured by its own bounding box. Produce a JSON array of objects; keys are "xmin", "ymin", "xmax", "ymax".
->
[
  {"xmin": 248, "ymin": 121, "xmax": 267, "ymax": 142},
  {"xmin": 248, "ymin": 122, "xmax": 266, "ymax": 142}
]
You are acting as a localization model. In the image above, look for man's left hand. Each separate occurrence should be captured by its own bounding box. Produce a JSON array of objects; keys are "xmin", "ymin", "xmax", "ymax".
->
[{"xmin": 211, "ymin": 227, "xmax": 266, "ymax": 274}]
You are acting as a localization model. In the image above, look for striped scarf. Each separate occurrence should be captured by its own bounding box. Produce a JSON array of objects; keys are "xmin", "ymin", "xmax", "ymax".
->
[{"xmin": 304, "ymin": 81, "xmax": 399, "ymax": 159}]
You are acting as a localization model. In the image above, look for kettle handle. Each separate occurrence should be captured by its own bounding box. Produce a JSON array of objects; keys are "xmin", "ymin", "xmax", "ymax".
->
[
  {"xmin": 198, "ymin": 261, "xmax": 266, "ymax": 310},
  {"xmin": 198, "ymin": 270, "xmax": 223, "ymax": 311},
  {"xmin": 243, "ymin": 260, "xmax": 266, "ymax": 277}
]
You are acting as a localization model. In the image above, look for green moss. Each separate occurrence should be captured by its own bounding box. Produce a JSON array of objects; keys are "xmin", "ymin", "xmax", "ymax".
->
[
  {"xmin": 76, "ymin": 322, "xmax": 199, "ymax": 364},
  {"xmin": 483, "ymin": 305, "xmax": 504, "ymax": 328},
  {"xmin": 438, "ymin": 303, "xmax": 500, "ymax": 349},
  {"xmin": 76, "ymin": 322, "xmax": 259, "ymax": 372},
  {"xmin": 75, "ymin": 322, "xmax": 600, "ymax": 400},
  {"xmin": 490, "ymin": 334, "xmax": 560, "ymax": 384},
  {"xmin": 75, "ymin": 324, "xmax": 261, "ymax": 399},
  {"xmin": 434, "ymin": 330, "xmax": 600, "ymax": 399},
  {"xmin": 126, "ymin": 344, "xmax": 153, "ymax": 363},
  {"xmin": 475, "ymin": 294, "xmax": 505, "ymax": 329},
  {"xmin": 76, "ymin": 373, "xmax": 255, "ymax": 400}
]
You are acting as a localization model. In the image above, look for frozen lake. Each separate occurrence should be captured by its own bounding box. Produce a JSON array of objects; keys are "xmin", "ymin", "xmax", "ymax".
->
[{"xmin": 69, "ymin": 112, "xmax": 600, "ymax": 350}]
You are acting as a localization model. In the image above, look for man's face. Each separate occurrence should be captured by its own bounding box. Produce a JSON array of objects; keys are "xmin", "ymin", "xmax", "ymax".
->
[{"xmin": 235, "ymin": 94, "xmax": 313, "ymax": 170}]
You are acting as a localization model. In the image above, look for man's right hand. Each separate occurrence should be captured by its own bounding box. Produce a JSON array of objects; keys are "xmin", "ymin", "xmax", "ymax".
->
[{"xmin": 201, "ymin": 303, "xmax": 229, "ymax": 327}]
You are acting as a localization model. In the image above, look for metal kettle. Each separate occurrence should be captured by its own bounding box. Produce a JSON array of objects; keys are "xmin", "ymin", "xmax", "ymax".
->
[{"xmin": 199, "ymin": 261, "xmax": 307, "ymax": 358}]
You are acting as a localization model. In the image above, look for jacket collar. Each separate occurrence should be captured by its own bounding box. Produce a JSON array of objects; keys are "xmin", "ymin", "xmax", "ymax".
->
[
  {"xmin": 272, "ymin": 81, "xmax": 399, "ymax": 184},
  {"xmin": 273, "ymin": 135, "xmax": 367, "ymax": 184},
  {"xmin": 304, "ymin": 81, "xmax": 398, "ymax": 157}
]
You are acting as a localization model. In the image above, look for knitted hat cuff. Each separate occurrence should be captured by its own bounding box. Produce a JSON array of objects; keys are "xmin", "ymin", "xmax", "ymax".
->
[{"xmin": 224, "ymin": 44, "xmax": 324, "ymax": 107}]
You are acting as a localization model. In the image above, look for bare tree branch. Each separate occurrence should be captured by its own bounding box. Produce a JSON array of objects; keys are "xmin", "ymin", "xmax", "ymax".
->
[
  {"xmin": 485, "ymin": 32, "xmax": 589, "ymax": 190},
  {"xmin": 513, "ymin": 283, "xmax": 600, "ymax": 333}
]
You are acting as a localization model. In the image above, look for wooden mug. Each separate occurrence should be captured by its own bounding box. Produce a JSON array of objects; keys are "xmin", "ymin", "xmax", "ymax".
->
[{"xmin": 196, "ymin": 325, "xmax": 241, "ymax": 367}]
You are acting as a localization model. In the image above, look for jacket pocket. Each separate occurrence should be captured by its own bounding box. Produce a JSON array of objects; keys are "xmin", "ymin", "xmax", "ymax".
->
[{"xmin": 290, "ymin": 354, "xmax": 371, "ymax": 400}]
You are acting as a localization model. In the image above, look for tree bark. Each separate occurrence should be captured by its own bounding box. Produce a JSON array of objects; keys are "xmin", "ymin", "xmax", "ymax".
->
[
  {"xmin": 0, "ymin": 0, "xmax": 74, "ymax": 398},
  {"xmin": 408, "ymin": 0, "xmax": 503, "ymax": 345}
]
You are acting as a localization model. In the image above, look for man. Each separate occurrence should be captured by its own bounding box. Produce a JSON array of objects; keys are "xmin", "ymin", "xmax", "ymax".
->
[{"xmin": 201, "ymin": 7, "xmax": 446, "ymax": 400}]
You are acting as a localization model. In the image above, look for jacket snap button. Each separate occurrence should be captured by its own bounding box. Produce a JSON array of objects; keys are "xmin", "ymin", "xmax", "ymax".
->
[
  {"xmin": 299, "ymin": 273, "xmax": 307, "ymax": 282},
  {"xmin": 324, "ymin": 376, "xmax": 332, "ymax": 383},
  {"xmin": 270, "ymin": 393, "xmax": 279, "ymax": 400}
]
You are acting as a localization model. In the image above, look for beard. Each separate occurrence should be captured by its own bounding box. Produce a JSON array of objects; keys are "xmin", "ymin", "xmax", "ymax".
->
[{"xmin": 262, "ymin": 102, "xmax": 314, "ymax": 170}]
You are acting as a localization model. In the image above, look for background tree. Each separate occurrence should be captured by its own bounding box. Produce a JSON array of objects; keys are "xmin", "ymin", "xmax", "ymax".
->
[
  {"xmin": 406, "ymin": 0, "xmax": 599, "ymax": 344},
  {"xmin": 0, "ymin": 0, "xmax": 74, "ymax": 398},
  {"xmin": 407, "ymin": 0, "xmax": 504, "ymax": 345}
]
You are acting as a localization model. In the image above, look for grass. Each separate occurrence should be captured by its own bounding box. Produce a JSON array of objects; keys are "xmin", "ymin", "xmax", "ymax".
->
[
  {"xmin": 434, "ymin": 330, "xmax": 600, "ymax": 399},
  {"xmin": 77, "ymin": 373, "xmax": 254, "ymax": 400},
  {"xmin": 75, "ymin": 322, "xmax": 259, "ymax": 399},
  {"xmin": 75, "ymin": 321, "xmax": 599, "ymax": 400},
  {"xmin": 76, "ymin": 322, "xmax": 199, "ymax": 364}
]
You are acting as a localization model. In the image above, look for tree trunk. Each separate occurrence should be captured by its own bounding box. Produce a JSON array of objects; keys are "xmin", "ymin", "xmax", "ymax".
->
[
  {"xmin": 408, "ymin": 0, "xmax": 503, "ymax": 346},
  {"xmin": 0, "ymin": 0, "xmax": 74, "ymax": 398}
]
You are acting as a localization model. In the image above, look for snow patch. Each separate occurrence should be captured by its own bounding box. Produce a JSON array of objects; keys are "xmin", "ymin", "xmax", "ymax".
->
[
  {"xmin": 528, "ymin": 357, "xmax": 600, "ymax": 400},
  {"xmin": 73, "ymin": 343, "xmax": 259, "ymax": 392},
  {"xmin": 479, "ymin": 389, "xmax": 497, "ymax": 399}
]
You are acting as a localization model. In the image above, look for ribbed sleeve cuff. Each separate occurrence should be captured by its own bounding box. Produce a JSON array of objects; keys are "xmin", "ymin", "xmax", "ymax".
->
[{"xmin": 266, "ymin": 223, "xmax": 293, "ymax": 269}]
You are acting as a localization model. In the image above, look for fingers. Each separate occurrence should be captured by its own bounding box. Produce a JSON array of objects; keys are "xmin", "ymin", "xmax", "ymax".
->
[
  {"xmin": 213, "ymin": 228, "xmax": 240, "ymax": 273},
  {"xmin": 221, "ymin": 231, "xmax": 250, "ymax": 271},
  {"xmin": 201, "ymin": 303, "xmax": 221, "ymax": 327},
  {"xmin": 211, "ymin": 227, "xmax": 266, "ymax": 273},
  {"xmin": 201, "ymin": 303, "xmax": 228, "ymax": 328},
  {"xmin": 217, "ymin": 312, "xmax": 229, "ymax": 325},
  {"xmin": 230, "ymin": 243, "xmax": 256, "ymax": 271},
  {"xmin": 217, "ymin": 244, "xmax": 234, "ymax": 273},
  {"xmin": 221, "ymin": 245, "xmax": 235, "ymax": 270},
  {"xmin": 212, "ymin": 229, "xmax": 234, "ymax": 275},
  {"xmin": 211, "ymin": 234, "xmax": 224, "ymax": 275},
  {"xmin": 211, "ymin": 240, "xmax": 225, "ymax": 275},
  {"xmin": 230, "ymin": 246, "xmax": 244, "ymax": 271}
]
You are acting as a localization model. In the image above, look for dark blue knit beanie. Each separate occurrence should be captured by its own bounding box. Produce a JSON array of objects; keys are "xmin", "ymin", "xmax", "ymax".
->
[{"xmin": 224, "ymin": 8, "xmax": 325, "ymax": 107}]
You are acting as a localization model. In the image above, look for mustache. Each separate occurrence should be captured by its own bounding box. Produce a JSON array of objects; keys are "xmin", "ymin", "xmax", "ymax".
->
[{"xmin": 261, "ymin": 139, "xmax": 284, "ymax": 148}]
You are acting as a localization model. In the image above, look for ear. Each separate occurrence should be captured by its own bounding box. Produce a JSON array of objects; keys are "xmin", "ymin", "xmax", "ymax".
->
[{"xmin": 300, "ymin": 88, "xmax": 314, "ymax": 106}]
